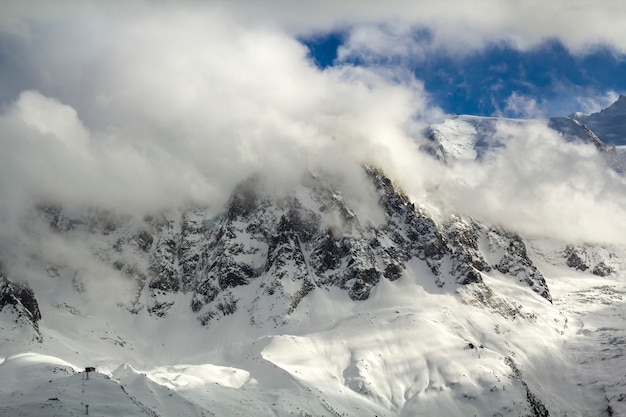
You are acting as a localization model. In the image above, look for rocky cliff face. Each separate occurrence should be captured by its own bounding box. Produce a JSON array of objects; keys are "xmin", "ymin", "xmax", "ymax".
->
[
  {"xmin": 0, "ymin": 268, "xmax": 42, "ymax": 341},
  {"xmin": 25, "ymin": 166, "xmax": 552, "ymax": 329},
  {"xmin": 564, "ymin": 244, "xmax": 617, "ymax": 277}
]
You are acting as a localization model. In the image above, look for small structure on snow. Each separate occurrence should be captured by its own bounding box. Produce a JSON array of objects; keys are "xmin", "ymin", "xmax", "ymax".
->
[{"xmin": 85, "ymin": 366, "xmax": 96, "ymax": 380}]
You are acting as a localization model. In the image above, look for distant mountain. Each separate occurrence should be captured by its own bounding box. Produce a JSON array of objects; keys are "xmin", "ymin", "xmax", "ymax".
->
[
  {"xmin": 423, "ymin": 116, "xmax": 528, "ymax": 162},
  {"xmin": 423, "ymin": 97, "xmax": 626, "ymax": 172},
  {"xmin": 571, "ymin": 95, "xmax": 626, "ymax": 146}
]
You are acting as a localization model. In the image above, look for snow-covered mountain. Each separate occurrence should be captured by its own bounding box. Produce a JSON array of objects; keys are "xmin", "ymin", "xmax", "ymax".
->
[
  {"xmin": 572, "ymin": 95, "xmax": 626, "ymax": 146},
  {"xmin": 424, "ymin": 103, "xmax": 625, "ymax": 172},
  {"xmin": 422, "ymin": 115, "xmax": 524, "ymax": 162},
  {"xmin": 2, "ymin": 100, "xmax": 626, "ymax": 416}
]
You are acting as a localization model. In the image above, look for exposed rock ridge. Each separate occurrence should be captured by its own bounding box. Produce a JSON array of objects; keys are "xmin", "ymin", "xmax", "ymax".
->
[
  {"xmin": 564, "ymin": 245, "xmax": 616, "ymax": 277},
  {"xmin": 0, "ymin": 268, "xmax": 42, "ymax": 340},
  {"xmin": 29, "ymin": 167, "xmax": 553, "ymax": 326}
]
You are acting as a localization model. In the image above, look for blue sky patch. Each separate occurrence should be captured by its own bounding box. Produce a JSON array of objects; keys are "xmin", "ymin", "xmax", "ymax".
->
[
  {"xmin": 301, "ymin": 33, "xmax": 626, "ymax": 118},
  {"xmin": 299, "ymin": 31, "xmax": 345, "ymax": 69}
]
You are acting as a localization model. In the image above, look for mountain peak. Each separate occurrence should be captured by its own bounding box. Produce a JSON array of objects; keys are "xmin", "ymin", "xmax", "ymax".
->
[
  {"xmin": 600, "ymin": 94, "xmax": 626, "ymax": 114},
  {"xmin": 568, "ymin": 94, "xmax": 626, "ymax": 146}
]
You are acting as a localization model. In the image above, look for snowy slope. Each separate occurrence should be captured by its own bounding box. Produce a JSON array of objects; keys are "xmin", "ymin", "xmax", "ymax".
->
[
  {"xmin": 424, "ymin": 110, "xmax": 625, "ymax": 172},
  {"xmin": 2, "ymin": 243, "xmax": 624, "ymax": 416},
  {"xmin": 422, "ymin": 115, "xmax": 517, "ymax": 162},
  {"xmin": 2, "ymin": 163, "xmax": 625, "ymax": 416}
]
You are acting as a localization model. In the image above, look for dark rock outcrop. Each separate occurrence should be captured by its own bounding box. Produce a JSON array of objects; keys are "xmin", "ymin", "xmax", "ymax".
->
[
  {"xmin": 0, "ymin": 270, "xmax": 42, "ymax": 337},
  {"xmin": 26, "ymin": 166, "xmax": 553, "ymax": 326},
  {"xmin": 564, "ymin": 245, "xmax": 615, "ymax": 277}
]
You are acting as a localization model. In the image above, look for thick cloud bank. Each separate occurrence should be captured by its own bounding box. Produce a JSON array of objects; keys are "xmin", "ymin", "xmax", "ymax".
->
[
  {"xmin": 438, "ymin": 121, "xmax": 626, "ymax": 244},
  {"xmin": 0, "ymin": 1, "xmax": 625, "ymax": 248}
]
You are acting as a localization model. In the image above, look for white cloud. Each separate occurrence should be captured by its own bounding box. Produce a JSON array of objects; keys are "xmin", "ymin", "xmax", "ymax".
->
[
  {"xmin": 503, "ymin": 93, "xmax": 547, "ymax": 118},
  {"xmin": 224, "ymin": 0, "xmax": 626, "ymax": 58},
  {"xmin": 0, "ymin": 5, "xmax": 438, "ymax": 228},
  {"xmin": 576, "ymin": 90, "xmax": 621, "ymax": 114},
  {"xmin": 4, "ymin": 1, "xmax": 626, "ymax": 56},
  {"xmin": 0, "ymin": 0, "xmax": 625, "ymax": 263},
  {"xmin": 437, "ymin": 120, "xmax": 626, "ymax": 244},
  {"xmin": 336, "ymin": 23, "xmax": 430, "ymax": 65},
  {"xmin": 0, "ymin": 91, "xmax": 215, "ymax": 219}
]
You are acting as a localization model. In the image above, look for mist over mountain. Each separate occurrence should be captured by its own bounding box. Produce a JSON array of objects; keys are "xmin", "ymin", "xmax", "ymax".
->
[
  {"xmin": 1, "ymin": 96, "xmax": 625, "ymax": 415},
  {"xmin": 1, "ymin": 2, "xmax": 626, "ymax": 416}
]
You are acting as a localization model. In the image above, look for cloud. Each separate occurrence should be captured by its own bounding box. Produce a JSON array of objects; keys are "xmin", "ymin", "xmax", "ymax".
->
[
  {"xmin": 437, "ymin": 120, "xmax": 626, "ymax": 244},
  {"xmin": 0, "ymin": 0, "xmax": 625, "ymax": 267},
  {"xmin": 0, "ymin": 4, "xmax": 446, "ymax": 299},
  {"xmin": 503, "ymin": 93, "xmax": 547, "ymax": 118},
  {"xmin": 576, "ymin": 90, "xmax": 621, "ymax": 114},
  {"xmin": 5, "ymin": 1, "xmax": 626, "ymax": 56},
  {"xmin": 235, "ymin": 0, "xmax": 626, "ymax": 58},
  {"xmin": 0, "ymin": 4, "xmax": 439, "ymax": 234},
  {"xmin": 0, "ymin": 91, "xmax": 213, "ymax": 215},
  {"xmin": 336, "ymin": 24, "xmax": 431, "ymax": 65}
]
